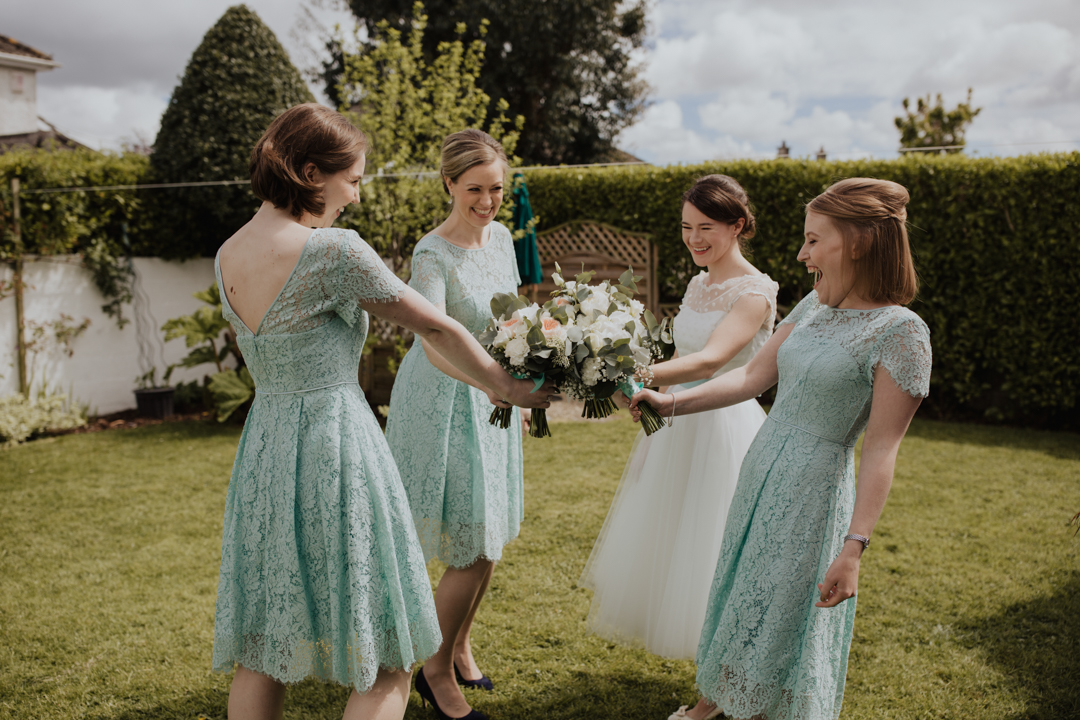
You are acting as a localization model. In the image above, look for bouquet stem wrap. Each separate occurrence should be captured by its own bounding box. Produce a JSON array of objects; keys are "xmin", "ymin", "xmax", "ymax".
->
[{"xmin": 618, "ymin": 378, "xmax": 667, "ymax": 436}]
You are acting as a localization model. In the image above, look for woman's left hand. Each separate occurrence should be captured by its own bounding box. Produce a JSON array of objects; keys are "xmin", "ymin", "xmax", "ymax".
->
[
  {"xmin": 815, "ymin": 547, "xmax": 861, "ymax": 608},
  {"xmin": 520, "ymin": 408, "xmax": 531, "ymax": 436}
]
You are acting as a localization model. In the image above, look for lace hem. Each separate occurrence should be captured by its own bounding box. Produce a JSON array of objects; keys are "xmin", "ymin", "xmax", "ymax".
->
[
  {"xmin": 412, "ymin": 518, "xmax": 520, "ymax": 568},
  {"xmin": 699, "ymin": 664, "xmax": 841, "ymax": 720}
]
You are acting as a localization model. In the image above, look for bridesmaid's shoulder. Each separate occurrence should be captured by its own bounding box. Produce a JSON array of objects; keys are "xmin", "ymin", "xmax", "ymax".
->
[{"xmin": 887, "ymin": 305, "xmax": 931, "ymax": 340}]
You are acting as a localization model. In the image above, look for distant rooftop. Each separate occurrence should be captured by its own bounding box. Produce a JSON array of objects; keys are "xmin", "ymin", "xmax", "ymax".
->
[{"xmin": 0, "ymin": 34, "xmax": 53, "ymax": 61}]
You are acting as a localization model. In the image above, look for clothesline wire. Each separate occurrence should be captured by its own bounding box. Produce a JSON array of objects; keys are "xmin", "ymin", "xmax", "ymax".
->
[{"xmin": 16, "ymin": 161, "xmax": 652, "ymax": 196}]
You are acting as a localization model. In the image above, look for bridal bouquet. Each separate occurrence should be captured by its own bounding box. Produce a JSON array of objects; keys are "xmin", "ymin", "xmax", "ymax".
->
[
  {"xmin": 549, "ymin": 265, "xmax": 674, "ymax": 435},
  {"xmin": 478, "ymin": 294, "xmax": 573, "ymax": 438}
]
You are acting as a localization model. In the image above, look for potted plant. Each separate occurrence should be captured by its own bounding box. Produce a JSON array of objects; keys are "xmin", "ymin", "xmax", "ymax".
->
[{"xmin": 133, "ymin": 368, "xmax": 174, "ymax": 419}]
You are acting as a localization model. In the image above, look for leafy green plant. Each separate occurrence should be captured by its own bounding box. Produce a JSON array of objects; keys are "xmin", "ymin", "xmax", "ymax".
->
[
  {"xmin": 146, "ymin": 4, "xmax": 315, "ymax": 259},
  {"xmin": 161, "ymin": 284, "xmax": 253, "ymax": 422},
  {"xmin": 0, "ymin": 391, "xmax": 86, "ymax": 447}
]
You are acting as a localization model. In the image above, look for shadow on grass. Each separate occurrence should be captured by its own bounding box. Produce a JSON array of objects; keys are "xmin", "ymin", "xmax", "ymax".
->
[
  {"xmin": 477, "ymin": 667, "xmax": 688, "ymax": 720},
  {"xmin": 957, "ymin": 570, "xmax": 1080, "ymax": 720},
  {"xmin": 906, "ymin": 418, "xmax": 1080, "ymax": 460}
]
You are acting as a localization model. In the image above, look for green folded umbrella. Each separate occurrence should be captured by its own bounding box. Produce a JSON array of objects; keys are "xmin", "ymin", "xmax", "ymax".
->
[{"xmin": 511, "ymin": 172, "xmax": 543, "ymax": 285}]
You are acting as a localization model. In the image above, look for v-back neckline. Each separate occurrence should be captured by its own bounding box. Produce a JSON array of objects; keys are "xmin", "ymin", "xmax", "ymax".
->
[{"xmin": 218, "ymin": 229, "xmax": 317, "ymax": 336}]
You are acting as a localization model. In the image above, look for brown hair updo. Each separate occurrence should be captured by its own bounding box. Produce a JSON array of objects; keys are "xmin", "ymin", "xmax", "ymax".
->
[
  {"xmin": 806, "ymin": 178, "xmax": 918, "ymax": 306},
  {"xmin": 682, "ymin": 175, "xmax": 757, "ymax": 249},
  {"xmin": 440, "ymin": 128, "xmax": 509, "ymax": 195},
  {"xmin": 249, "ymin": 103, "xmax": 367, "ymax": 219}
]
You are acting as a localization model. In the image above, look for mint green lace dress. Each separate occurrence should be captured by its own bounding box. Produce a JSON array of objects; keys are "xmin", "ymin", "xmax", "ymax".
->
[
  {"xmin": 385, "ymin": 223, "xmax": 524, "ymax": 568},
  {"xmin": 211, "ymin": 228, "xmax": 441, "ymax": 693},
  {"xmin": 696, "ymin": 290, "xmax": 931, "ymax": 720}
]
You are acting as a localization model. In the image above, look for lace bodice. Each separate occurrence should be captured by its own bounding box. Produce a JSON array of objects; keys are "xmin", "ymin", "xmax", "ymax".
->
[
  {"xmin": 409, "ymin": 222, "xmax": 521, "ymax": 333},
  {"xmin": 772, "ymin": 290, "xmax": 932, "ymax": 446},
  {"xmin": 672, "ymin": 272, "xmax": 779, "ymax": 378},
  {"xmin": 216, "ymin": 228, "xmax": 406, "ymax": 394}
]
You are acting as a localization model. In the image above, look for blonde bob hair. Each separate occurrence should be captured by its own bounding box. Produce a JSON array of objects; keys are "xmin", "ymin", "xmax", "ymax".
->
[
  {"xmin": 806, "ymin": 178, "xmax": 918, "ymax": 306},
  {"xmin": 440, "ymin": 128, "xmax": 509, "ymax": 195}
]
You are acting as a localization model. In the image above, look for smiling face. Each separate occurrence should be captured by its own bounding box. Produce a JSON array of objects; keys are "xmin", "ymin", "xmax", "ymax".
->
[
  {"xmin": 681, "ymin": 202, "xmax": 744, "ymax": 268},
  {"xmin": 799, "ymin": 210, "xmax": 860, "ymax": 307},
  {"xmin": 308, "ymin": 154, "xmax": 365, "ymax": 227},
  {"xmin": 447, "ymin": 161, "xmax": 505, "ymax": 228}
]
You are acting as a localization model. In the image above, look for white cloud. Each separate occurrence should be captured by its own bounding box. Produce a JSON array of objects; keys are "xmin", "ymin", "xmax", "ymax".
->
[
  {"xmin": 620, "ymin": 0, "xmax": 1080, "ymax": 164},
  {"xmin": 37, "ymin": 84, "xmax": 167, "ymax": 150},
  {"xmin": 620, "ymin": 100, "xmax": 758, "ymax": 165}
]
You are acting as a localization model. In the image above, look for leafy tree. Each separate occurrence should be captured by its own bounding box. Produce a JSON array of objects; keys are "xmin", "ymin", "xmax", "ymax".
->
[
  {"xmin": 334, "ymin": 2, "xmax": 522, "ymax": 274},
  {"xmin": 147, "ymin": 4, "xmax": 315, "ymax": 259},
  {"xmin": 895, "ymin": 89, "xmax": 982, "ymax": 153},
  {"xmin": 321, "ymin": 0, "xmax": 648, "ymax": 165}
]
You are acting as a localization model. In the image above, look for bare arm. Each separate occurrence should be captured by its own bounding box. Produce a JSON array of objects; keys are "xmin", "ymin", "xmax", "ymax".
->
[
  {"xmin": 815, "ymin": 365, "xmax": 923, "ymax": 608},
  {"xmin": 362, "ymin": 287, "xmax": 549, "ymax": 409},
  {"xmin": 647, "ymin": 294, "xmax": 772, "ymax": 388},
  {"xmin": 630, "ymin": 322, "xmax": 793, "ymax": 419}
]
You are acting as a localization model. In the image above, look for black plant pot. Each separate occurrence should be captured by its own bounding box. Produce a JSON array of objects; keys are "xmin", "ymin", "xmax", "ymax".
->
[{"xmin": 134, "ymin": 387, "xmax": 175, "ymax": 419}]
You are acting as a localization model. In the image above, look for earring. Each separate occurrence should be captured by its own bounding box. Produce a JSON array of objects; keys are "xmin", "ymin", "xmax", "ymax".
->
[{"xmin": 448, "ymin": 192, "xmax": 453, "ymax": 204}]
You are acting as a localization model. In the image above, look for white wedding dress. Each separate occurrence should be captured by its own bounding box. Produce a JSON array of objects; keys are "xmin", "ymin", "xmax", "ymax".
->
[{"xmin": 578, "ymin": 271, "xmax": 779, "ymax": 659}]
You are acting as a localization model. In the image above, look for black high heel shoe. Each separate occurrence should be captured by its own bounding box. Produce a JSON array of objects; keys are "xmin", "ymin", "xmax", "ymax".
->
[
  {"xmin": 454, "ymin": 662, "xmax": 494, "ymax": 691},
  {"xmin": 415, "ymin": 666, "xmax": 489, "ymax": 720}
]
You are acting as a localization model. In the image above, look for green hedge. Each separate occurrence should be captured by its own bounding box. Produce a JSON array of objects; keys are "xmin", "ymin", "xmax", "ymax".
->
[{"xmin": 522, "ymin": 154, "xmax": 1080, "ymax": 427}]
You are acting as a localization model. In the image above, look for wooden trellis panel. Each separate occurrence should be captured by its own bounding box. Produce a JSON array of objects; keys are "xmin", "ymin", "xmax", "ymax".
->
[{"xmin": 532, "ymin": 220, "xmax": 658, "ymax": 315}]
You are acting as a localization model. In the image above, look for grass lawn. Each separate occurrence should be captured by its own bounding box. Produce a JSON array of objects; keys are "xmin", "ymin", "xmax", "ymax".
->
[{"xmin": 1, "ymin": 415, "xmax": 1078, "ymax": 720}]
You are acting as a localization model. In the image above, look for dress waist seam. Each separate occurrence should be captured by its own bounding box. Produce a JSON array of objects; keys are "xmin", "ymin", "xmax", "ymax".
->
[
  {"xmin": 254, "ymin": 381, "xmax": 360, "ymax": 396},
  {"xmin": 766, "ymin": 415, "xmax": 855, "ymax": 447}
]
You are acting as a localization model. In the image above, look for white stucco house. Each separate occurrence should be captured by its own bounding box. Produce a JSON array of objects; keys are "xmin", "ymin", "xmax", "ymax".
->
[{"xmin": 0, "ymin": 34, "xmax": 82, "ymax": 151}]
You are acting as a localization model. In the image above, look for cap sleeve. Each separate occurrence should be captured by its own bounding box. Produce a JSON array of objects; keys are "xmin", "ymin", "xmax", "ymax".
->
[
  {"xmin": 409, "ymin": 241, "xmax": 446, "ymax": 307},
  {"xmin": 778, "ymin": 290, "xmax": 819, "ymax": 327},
  {"xmin": 872, "ymin": 312, "xmax": 932, "ymax": 398},
  {"xmin": 333, "ymin": 229, "xmax": 407, "ymax": 327},
  {"xmin": 731, "ymin": 275, "xmax": 779, "ymax": 327}
]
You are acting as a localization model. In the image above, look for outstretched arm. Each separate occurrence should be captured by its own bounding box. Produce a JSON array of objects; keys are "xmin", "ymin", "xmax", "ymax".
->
[
  {"xmin": 647, "ymin": 293, "xmax": 772, "ymax": 388},
  {"xmin": 815, "ymin": 365, "xmax": 923, "ymax": 608},
  {"xmin": 362, "ymin": 288, "xmax": 549, "ymax": 409},
  {"xmin": 630, "ymin": 323, "xmax": 792, "ymax": 419}
]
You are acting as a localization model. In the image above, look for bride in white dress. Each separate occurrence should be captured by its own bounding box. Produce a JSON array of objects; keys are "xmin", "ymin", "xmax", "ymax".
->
[{"xmin": 579, "ymin": 175, "xmax": 778, "ymax": 660}]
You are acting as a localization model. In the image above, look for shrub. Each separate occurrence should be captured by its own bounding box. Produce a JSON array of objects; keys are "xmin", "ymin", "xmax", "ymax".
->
[
  {"xmin": 0, "ymin": 147, "xmax": 150, "ymax": 325},
  {"xmin": 145, "ymin": 4, "xmax": 315, "ymax": 259},
  {"xmin": 0, "ymin": 393, "xmax": 86, "ymax": 447},
  {"xmin": 524, "ymin": 153, "xmax": 1080, "ymax": 427}
]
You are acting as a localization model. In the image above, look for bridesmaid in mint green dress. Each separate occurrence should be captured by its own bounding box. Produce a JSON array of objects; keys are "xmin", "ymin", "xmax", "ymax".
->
[
  {"xmin": 212, "ymin": 106, "xmax": 546, "ymax": 720},
  {"xmin": 633, "ymin": 178, "xmax": 932, "ymax": 720},
  {"xmin": 386, "ymin": 129, "xmax": 525, "ymax": 720}
]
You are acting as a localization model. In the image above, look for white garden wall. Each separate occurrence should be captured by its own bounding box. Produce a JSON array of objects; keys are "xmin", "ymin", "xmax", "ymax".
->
[{"xmin": 0, "ymin": 256, "xmax": 224, "ymax": 415}]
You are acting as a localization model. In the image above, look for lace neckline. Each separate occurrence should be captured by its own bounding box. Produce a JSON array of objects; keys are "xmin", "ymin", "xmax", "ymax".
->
[
  {"xmin": 426, "ymin": 224, "xmax": 497, "ymax": 252},
  {"xmin": 218, "ymin": 228, "xmax": 318, "ymax": 336},
  {"xmin": 698, "ymin": 271, "xmax": 765, "ymax": 289}
]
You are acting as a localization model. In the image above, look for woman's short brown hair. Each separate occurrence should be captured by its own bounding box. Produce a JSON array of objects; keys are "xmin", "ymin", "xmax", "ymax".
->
[
  {"xmin": 440, "ymin": 128, "xmax": 508, "ymax": 195},
  {"xmin": 807, "ymin": 178, "xmax": 918, "ymax": 306},
  {"xmin": 249, "ymin": 103, "xmax": 367, "ymax": 218},
  {"xmin": 682, "ymin": 175, "xmax": 757, "ymax": 249}
]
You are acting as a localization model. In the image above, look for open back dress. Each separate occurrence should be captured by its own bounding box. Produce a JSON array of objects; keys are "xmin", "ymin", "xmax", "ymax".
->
[{"xmin": 212, "ymin": 227, "xmax": 441, "ymax": 693}]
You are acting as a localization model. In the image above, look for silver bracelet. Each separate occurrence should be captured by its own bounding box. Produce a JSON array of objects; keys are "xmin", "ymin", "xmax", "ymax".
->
[
  {"xmin": 843, "ymin": 533, "xmax": 870, "ymax": 551},
  {"xmin": 668, "ymin": 392, "xmax": 676, "ymax": 427}
]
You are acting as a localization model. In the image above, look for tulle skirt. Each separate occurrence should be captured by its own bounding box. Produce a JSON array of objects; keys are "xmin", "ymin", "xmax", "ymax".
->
[{"xmin": 578, "ymin": 391, "xmax": 766, "ymax": 659}]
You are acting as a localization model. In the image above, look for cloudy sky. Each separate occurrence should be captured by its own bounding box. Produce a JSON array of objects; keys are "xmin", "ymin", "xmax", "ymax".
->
[{"xmin": 6, "ymin": 0, "xmax": 1080, "ymax": 164}]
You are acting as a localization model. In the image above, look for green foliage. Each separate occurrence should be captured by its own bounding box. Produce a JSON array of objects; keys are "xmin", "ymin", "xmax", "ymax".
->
[
  {"xmin": 147, "ymin": 4, "xmax": 315, "ymax": 259},
  {"xmin": 524, "ymin": 153, "xmax": 1080, "ymax": 426},
  {"xmin": 896, "ymin": 88, "xmax": 982, "ymax": 152},
  {"xmin": 0, "ymin": 147, "xmax": 149, "ymax": 326},
  {"xmin": 333, "ymin": 2, "xmax": 522, "ymax": 274},
  {"xmin": 328, "ymin": 0, "xmax": 648, "ymax": 165},
  {"xmin": 161, "ymin": 284, "xmax": 252, "ymax": 421},
  {"xmin": 0, "ymin": 391, "xmax": 86, "ymax": 446}
]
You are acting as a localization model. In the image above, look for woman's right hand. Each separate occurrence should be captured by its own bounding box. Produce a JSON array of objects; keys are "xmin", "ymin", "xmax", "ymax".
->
[
  {"xmin": 501, "ymin": 378, "xmax": 555, "ymax": 409},
  {"xmin": 628, "ymin": 388, "xmax": 672, "ymax": 422}
]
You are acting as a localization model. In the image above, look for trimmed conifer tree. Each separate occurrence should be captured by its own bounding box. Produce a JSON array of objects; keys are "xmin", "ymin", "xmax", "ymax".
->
[{"xmin": 146, "ymin": 5, "xmax": 315, "ymax": 258}]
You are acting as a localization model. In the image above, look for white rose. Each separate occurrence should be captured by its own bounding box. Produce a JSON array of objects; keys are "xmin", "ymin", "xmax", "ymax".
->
[
  {"xmin": 505, "ymin": 336, "xmax": 530, "ymax": 367},
  {"xmin": 629, "ymin": 299, "xmax": 645, "ymax": 318},
  {"xmin": 581, "ymin": 357, "xmax": 603, "ymax": 386}
]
